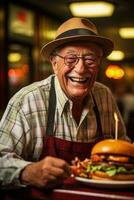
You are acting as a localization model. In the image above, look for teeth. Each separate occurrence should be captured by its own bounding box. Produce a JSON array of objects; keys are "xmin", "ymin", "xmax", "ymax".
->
[{"xmin": 69, "ymin": 77, "xmax": 88, "ymax": 82}]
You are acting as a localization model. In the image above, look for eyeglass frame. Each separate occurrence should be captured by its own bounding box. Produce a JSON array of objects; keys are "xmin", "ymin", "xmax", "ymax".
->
[{"xmin": 53, "ymin": 53, "xmax": 102, "ymax": 68}]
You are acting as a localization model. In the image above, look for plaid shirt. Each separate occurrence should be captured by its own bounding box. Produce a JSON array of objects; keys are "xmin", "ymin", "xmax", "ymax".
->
[{"xmin": 0, "ymin": 74, "xmax": 128, "ymax": 188}]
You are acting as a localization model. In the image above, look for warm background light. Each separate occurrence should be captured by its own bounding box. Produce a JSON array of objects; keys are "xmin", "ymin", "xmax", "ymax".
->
[
  {"xmin": 43, "ymin": 30, "xmax": 56, "ymax": 40},
  {"xmin": 119, "ymin": 27, "xmax": 134, "ymax": 39},
  {"xmin": 8, "ymin": 64, "xmax": 29, "ymax": 85},
  {"xmin": 107, "ymin": 50, "xmax": 125, "ymax": 61},
  {"xmin": 69, "ymin": 1, "xmax": 114, "ymax": 17},
  {"xmin": 8, "ymin": 53, "xmax": 21, "ymax": 62},
  {"xmin": 105, "ymin": 65, "xmax": 125, "ymax": 79}
]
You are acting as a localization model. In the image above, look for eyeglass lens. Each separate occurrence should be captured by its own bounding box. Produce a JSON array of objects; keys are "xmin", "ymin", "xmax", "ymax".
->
[{"xmin": 64, "ymin": 54, "xmax": 99, "ymax": 67}]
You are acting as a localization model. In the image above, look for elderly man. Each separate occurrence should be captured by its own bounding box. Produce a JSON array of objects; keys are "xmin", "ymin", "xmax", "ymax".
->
[{"xmin": 0, "ymin": 17, "xmax": 128, "ymax": 198}]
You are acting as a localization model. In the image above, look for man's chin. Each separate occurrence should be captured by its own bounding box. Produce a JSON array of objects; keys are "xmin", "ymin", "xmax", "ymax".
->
[{"xmin": 70, "ymin": 92, "xmax": 88, "ymax": 102}]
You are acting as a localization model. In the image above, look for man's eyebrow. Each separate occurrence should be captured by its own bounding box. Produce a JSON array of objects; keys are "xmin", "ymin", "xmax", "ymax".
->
[{"xmin": 65, "ymin": 50, "xmax": 77, "ymax": 54}]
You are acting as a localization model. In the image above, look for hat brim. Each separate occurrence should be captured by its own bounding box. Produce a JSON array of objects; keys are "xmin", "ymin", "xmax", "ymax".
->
[{"xmin": 41, "ymin": 35, "xmax": 114, "ymax": 61}]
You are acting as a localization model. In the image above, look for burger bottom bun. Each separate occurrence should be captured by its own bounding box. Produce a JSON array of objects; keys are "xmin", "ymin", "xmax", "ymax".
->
[{"xmin": 92, "ymin": 171, "xmax": 134, "ymax": 181}]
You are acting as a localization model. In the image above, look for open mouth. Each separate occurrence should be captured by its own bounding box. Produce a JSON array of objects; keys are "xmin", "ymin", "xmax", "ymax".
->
[{"xmin": 68, "ymin": 76, "xmax": 89, "ymax": 84}]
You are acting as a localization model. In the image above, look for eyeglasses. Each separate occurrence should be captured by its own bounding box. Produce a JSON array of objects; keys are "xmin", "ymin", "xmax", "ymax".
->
[{"xmin": 55, "ymin": 53, "xmax": 101, "ymax": 68}]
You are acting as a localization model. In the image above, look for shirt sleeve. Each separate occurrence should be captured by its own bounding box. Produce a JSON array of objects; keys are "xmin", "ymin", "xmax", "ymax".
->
[
  {"xmin": 0, "ymin": 100, "xmax": 33, "ymax": 188},
  {"xmin": 93, "ymin": 83, "xmax": 129, "ymax": 141}
]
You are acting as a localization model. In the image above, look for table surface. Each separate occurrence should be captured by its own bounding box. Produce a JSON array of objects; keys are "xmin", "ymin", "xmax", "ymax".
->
[
  {"xmin": 1, "ymin": 177, "xmax": 134, "ymax": 200},
  {"xmin": 51, "ymin": 177, "xmax": 134, "ymax": 200}
]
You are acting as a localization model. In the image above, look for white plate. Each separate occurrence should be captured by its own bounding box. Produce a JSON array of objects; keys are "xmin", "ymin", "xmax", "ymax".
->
[{"xmin": 75, "ymin": 177, "xmax": 134, "ymax": 189}]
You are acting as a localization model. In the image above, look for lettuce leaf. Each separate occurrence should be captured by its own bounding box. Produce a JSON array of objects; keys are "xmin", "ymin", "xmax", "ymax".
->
[{"xmin": 86, "ymin": 163, "xmax": 134, "ymax": 176}]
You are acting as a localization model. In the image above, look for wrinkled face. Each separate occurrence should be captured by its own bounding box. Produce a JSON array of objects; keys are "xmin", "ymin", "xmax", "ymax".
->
[{"xmin": 51, "ymin": 42, "xmax": 103, "ymax": 102}]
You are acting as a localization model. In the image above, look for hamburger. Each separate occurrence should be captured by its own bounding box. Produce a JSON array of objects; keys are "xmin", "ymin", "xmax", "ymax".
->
[{"xmin": 90, "ymin": 139, "xmax": 134, "ymax": 181}]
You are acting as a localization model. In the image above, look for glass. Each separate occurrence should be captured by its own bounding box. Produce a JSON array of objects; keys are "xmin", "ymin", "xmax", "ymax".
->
[{"xmin": 55, "ymin": 53, "xmax": 101, "ymax": 68}]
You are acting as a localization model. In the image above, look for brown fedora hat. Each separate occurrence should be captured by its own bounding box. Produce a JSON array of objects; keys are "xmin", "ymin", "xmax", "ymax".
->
[{"xmin": 41, "ymin": 17, "xmax": 114, "ymax": 60}]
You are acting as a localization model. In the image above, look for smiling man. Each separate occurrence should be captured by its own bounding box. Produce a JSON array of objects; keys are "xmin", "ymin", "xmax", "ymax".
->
[
  {"xmin": 0, "ymin": 17, "xmax": 129, "ymax": 199},
  {"xmin": 51, "ymin": 42, "xmax": 103, "ymax": 124}
]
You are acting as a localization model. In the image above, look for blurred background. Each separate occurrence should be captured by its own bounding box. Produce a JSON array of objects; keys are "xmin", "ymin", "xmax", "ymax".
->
[{"xmin": 0, "ymin": 0, "xmax": 134, "ymax": 139}]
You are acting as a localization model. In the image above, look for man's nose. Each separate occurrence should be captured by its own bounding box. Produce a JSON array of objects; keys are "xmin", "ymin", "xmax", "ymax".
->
[{"xmin": 74, "ymin": 58, "xmax": 86, "ymax": 73}]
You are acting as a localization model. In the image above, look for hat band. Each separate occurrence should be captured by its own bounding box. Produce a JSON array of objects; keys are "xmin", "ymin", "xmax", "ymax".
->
[{"xmin": 56, "ymin": 28, "xmax": 97, "ymax": 39}]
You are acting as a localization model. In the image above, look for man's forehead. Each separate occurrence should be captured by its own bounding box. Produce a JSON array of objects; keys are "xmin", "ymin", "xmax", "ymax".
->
[{"xmin": 59, "ymin": 41, "xmax": 103, "ymax": 54}]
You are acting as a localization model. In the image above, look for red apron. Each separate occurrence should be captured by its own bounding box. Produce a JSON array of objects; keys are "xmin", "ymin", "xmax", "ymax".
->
[{"xmin": 1, "ymin": 77, "xmax": 105, "ymax": 200}]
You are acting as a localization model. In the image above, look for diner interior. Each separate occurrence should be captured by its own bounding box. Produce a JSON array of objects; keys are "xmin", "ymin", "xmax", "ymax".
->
[
  {"xmin": 0, "ymin": 0, "xmax": 134, "ymax": 140},
  {"xmin": 0, "ymin": 0, "xmax": 134, "ymax": 199}
]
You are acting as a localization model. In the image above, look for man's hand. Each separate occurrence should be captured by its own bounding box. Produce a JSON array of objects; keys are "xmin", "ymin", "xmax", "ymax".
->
[{"xmin": 20, "ymin": 156, "xmax": 71, "ymax": 188}]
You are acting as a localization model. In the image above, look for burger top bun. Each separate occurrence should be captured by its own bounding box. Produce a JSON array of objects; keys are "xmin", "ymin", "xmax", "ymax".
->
[{"xmin": 91, "ymin": 139, "xmax": 134, "ymax": 157}]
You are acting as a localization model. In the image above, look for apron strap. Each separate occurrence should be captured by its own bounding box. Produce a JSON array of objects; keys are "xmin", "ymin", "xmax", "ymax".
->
[
  {"xmin": 92, "ymin": 94, "xmax": 103, "ymax": 136},
  {"xmin": 46, "ymin": 76, "xmax": 56, "ymax": 136}
]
